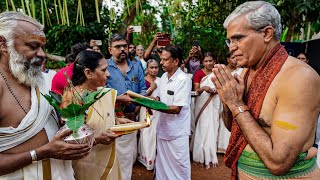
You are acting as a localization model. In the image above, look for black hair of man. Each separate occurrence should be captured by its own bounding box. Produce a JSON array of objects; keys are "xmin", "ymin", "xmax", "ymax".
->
[
  {"xmin": 164, "ymin": 45, "xmax": 184, "ymax": 66},
  {"xmin": 108, "ymin": 33, "xmax": 127, "ymax": 47}
]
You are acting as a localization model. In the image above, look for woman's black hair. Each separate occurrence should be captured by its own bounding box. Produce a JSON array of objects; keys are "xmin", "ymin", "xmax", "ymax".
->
[
  {"xmin": 72, "ymin": 50, "xmax": 104, "ymax": 86},
  {"xmin": 203, "ymin": 52, "xmax": 217, "ymax": 63}
]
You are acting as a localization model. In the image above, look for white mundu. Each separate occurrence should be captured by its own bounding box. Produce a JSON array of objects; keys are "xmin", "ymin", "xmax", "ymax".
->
[
  {"xmin": 155, "ymin": 68, "xmax": 192, "ymax": 180},
  {"xmin": 0, "ymin": 81, "xmax": 74, "ymax": 180}
]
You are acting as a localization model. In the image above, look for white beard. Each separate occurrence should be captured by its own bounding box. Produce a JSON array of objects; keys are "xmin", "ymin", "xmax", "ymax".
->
[{"xmin": 8, "ymin": 44, "xmax": 44, "ymax": 87}]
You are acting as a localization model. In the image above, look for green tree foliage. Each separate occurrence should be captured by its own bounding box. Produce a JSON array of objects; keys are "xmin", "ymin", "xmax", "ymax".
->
[
  {"xmin": 167, "ymin": 0, "xmax": 247, "ymax": 63},
  {"xmin": 267, "ymin": 0, "xmax": 320, "ymax": 41}
]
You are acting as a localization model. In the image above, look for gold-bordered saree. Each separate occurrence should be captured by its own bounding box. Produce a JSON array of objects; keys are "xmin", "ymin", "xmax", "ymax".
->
[{"xmin": 72, "ymin": 88, "xmax": 122, "ymax": 180}]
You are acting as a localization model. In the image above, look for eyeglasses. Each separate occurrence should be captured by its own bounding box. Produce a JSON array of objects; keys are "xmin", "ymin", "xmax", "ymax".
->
[
  {"xmin": 112, "ymin": 44, "xmax": 128, "ymax": 49},
  {"xmin": 157, "ymin": 47, "xmax": 164, "ymax": 53},
  {"xmin": 137, "ymin": 49, "xmax": 144, "ymax": 51},
  {"xmin": 225, "ymin": 31, "xmax": 257, "ymax": 47}
]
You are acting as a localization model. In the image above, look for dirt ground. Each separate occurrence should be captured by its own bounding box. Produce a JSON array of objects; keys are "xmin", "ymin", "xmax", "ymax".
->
[{"xmin": 132, "ymin": 154, "xmax": 231, "ymax": 180}]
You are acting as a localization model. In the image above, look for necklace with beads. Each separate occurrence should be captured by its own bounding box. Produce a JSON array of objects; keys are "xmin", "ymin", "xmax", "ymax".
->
[{"xmin": 0, "ymin": 68, "xmax": 28, "ymax": 114}]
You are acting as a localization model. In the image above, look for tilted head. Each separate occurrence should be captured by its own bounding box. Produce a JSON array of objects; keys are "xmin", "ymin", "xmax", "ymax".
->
[
  {"xmin": 72, "ymin": 50, "xmax": 109, "ymax": 89},
  {"xmin": 223, "ymin": 1, "xmax": 282, "ymax": 69},
  {"xmin": 0, "ymin": 11, "xmax": 46, "ymax": 86},
  {"xmin": 224, "ymin": 1, "xmax": 282, "ymax": 41}
]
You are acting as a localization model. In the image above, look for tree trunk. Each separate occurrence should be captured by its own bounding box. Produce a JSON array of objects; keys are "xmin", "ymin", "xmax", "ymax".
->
[{"xmin": 119, "ymin": 0, "xmax": 147, "ymax": 34}]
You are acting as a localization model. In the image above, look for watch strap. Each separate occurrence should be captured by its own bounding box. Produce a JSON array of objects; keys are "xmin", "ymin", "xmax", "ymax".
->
[{"xmin": 232, "ymin": 105, "xmax": 250, "ymax": 118}]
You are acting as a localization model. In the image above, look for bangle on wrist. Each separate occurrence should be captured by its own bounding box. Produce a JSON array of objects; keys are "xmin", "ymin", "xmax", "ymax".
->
[
  {"xmin": 30, "ymin": 149, "xmax": 38, "ymax": 163},
  {"xmin": 232, "ymin": 105, "xmax": 250, "ymax": 118}
]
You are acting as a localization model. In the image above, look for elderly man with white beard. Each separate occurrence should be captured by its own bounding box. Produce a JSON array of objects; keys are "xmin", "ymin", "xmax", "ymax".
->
[{"xmin": 0, "ymin": 12, "xmax": 91, "ymax": 179}]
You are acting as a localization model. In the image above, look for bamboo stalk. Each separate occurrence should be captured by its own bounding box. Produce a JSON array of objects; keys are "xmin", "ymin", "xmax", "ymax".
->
[
  {"xmin": 41, "ymin": 0, "xmax": 45, "ymax": 26},
  {"xmin": 44, "ymin": 0, "xmax": 52, "ymax": 26},
  {"xmin": 81, "ymin": 2, "xmax": 85, "ymax": 26},
  {"xmin": 54, "ymin": 0, "xmax": 60, "ymax": 24},
  {"xmin": 136, "ymin": 0, "xmax": 139, "ymax": 16},
  {"xmin": 76, "ymin": 0, "xmax": 80, "ymax": 24},
  {"xmin": 25, "ymin": 0, "xmax": 32, "ymax": 17},
  {"xmin": 64, "ymin": 0, "xmax": 70, "ymax": 26},
  {"xmin": 58, "ymin": 0, "xmax": 65, "ymax": 25},
  {"xmin": 31, "ymin": 0, "xmax": 35, "ymax": 18},
  {"xmin": 21, "ymin": 0, "xmax": 26, "ymax": 14},
  {"xmin": 6, "ymin": 0, "xmax": 9, "ymax": 11},
  {"xmin": 95, "ymin": 0, "xmax": 100, "ymax": 23},
  {"xmin": 10, "ymin": 0, "xmax": 16, "ymax": 11}
]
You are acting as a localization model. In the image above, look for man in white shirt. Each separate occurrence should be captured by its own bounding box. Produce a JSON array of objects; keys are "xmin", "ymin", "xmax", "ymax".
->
[{"xmin": 155, "ymin": 45, "xmax": 192, "ymax": 180}]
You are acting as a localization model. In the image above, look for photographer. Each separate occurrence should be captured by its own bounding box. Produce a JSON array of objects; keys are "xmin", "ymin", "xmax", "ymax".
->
[{"xmin": 184, "ymin": 45, "xmax": 203, "ymax": 75}]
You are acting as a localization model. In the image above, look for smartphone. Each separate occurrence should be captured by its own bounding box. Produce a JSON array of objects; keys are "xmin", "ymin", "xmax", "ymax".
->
[
  {"xmin": 157, "ymin": 39, "xmax": 171, "ymax": 46},
  {"xmin": 131, "ymin": 26, "xmax": 141, "ymax": 33},
  {"xmin": 193, "ymin": 40, "xmax": 200, "ymax": 47},
  {"xmin": 90, "ymin": 39, "xmax": 102, "ymax": 46}
]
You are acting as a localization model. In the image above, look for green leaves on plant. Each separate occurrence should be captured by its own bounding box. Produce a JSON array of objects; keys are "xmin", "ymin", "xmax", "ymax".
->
[
  {"xmin": 66, "ymin": 113, "xmax": 85, "ymax": 131},
  {"xmin": 42, "ymin": 88, "xmax": 110, "ymax": 131}
]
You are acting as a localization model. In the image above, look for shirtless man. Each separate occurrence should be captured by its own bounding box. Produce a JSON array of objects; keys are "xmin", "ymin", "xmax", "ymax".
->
[
  {"xmin": 0, "ymin": 12, "xmax": 90, "ymax": 179},
  {"xmin": 212, "ymin": 1, "xmax": 320, "ymax": 179}
]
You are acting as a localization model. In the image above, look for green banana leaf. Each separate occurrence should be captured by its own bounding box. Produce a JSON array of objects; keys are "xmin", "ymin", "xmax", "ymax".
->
[{"xmin": 132, "ymin": 97, "xmax": 169, "ymax": 111}]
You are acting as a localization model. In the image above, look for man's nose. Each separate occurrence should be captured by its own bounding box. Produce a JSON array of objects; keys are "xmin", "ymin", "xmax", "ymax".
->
[
  {"xmin": 37, "ymin": 47, "xmax": 46, "ymax": 58},
  {"xmin": 229, "ymin": 42, "xmax": 237, "ymax": 52}
]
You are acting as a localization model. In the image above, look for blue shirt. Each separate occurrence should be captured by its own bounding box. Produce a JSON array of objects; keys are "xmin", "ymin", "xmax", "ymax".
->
[{"xmin": 106, "ymin": 58, "xmax": 146, "ymax": 113}]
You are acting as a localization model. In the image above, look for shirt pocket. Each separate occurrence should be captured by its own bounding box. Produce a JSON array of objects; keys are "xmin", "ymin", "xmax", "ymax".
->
[
  {"xmin": 166, "ymin": 90, "xmax": 174, "ymax": 105},
  {"xmin": 131, "ymin": 76, "xmax": 139, "ymax": 92}
]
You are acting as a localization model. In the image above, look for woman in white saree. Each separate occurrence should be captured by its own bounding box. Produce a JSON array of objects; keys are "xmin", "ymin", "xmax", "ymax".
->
[
  {"xmin": 191, "ymin": 52, "xmax": 221, "ymax": 169},
  {"xmin": 60, "ymin": 51, "xmax": 132, "ymax": 180},
  {"xmin": 137, "ymin": 59, "xmax": 160, "ymax": 170}
]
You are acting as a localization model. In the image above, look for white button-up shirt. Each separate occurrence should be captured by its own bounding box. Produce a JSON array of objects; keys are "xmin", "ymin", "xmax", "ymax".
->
[{"xmin": 156, "ymin": 68, "xmax": 192, "ymax": 140}]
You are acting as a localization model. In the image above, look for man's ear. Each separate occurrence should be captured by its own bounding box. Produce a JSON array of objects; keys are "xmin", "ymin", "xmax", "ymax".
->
[
  {"xmin": 263, "ymin": 26, "xmax": 274, "ymax": 43},
  {"xmin": 174, "ymin": 58, "xmax": 179, "ymax": 66},
  {"xmin": 108, "ymin": 47, "xmax": 112, "ymax": 55}
]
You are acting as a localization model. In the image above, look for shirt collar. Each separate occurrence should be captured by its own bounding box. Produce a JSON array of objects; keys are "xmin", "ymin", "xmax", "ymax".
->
[
  {"xmin": 167, "ymin": 67, "xmax": 182, "ymax": 82},
  {"xmin": 108, "ymin": 57, "xmax": 133, "ymax": 69}
]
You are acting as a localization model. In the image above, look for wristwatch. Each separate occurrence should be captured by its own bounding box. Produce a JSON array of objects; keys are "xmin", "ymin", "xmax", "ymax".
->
[{"xmin": 232, "ymin": 105, "xmax": 250, "ymax": 118}]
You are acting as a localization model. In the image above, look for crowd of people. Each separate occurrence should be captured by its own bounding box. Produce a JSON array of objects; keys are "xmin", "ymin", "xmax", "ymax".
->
[{"xmin": 0, "ymin": 1, "xmax": 320, "ymax": 180}]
